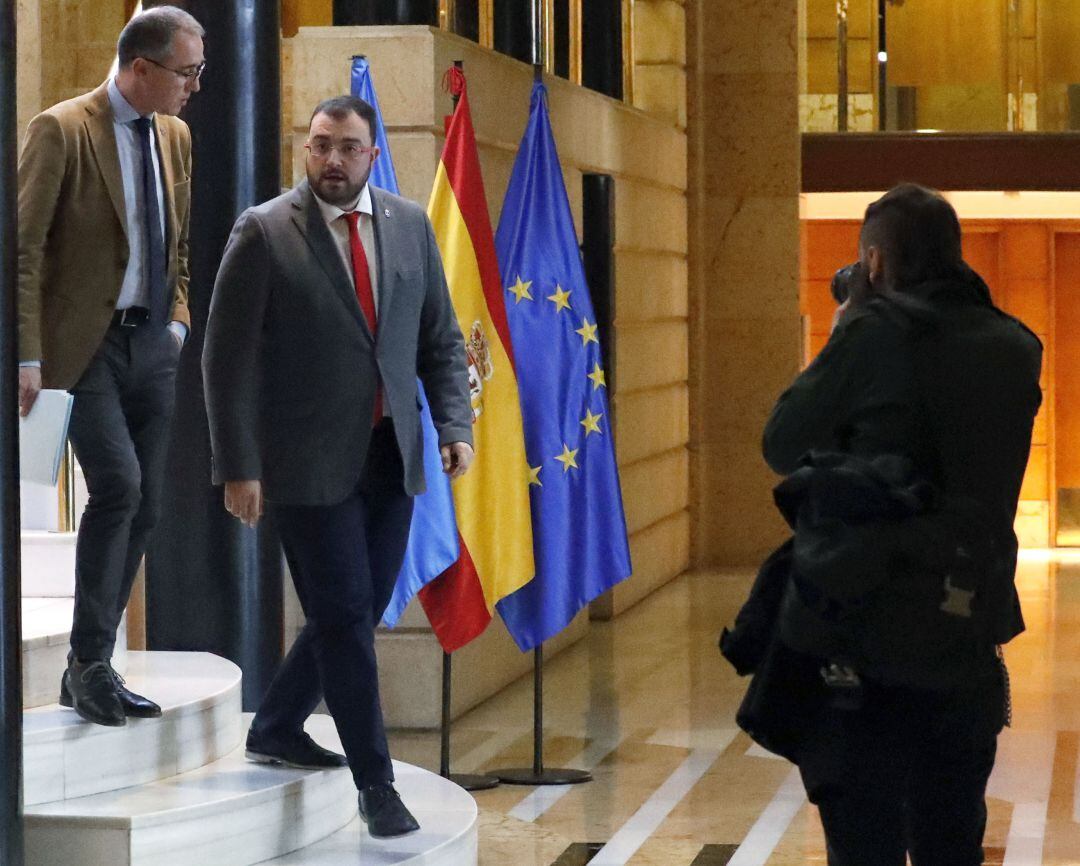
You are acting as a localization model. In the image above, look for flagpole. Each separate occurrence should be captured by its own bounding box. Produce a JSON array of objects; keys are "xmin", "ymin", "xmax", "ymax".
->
[
  {"xmin": 493, "ymin": 643, "xmax": 592, "ymax": 785},
  {"xmin": 434, "ymin": 60, "xmax": 499, "ymax": 794},
  {"xmin": 439, "ymin": 650, "xmax": 499, "ymax": 790}
]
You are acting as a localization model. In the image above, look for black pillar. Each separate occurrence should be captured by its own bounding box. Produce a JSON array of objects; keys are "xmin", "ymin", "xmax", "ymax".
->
[
  {"xmin": 582, "ymin": 0, "xmax": 623, "ymax": 100},
  {"xmin": 493, "ymin": 0, "xmax": 532, "ymax": 64},
  {"xmin": 0, "ymin": 0, "xmax": 24, "ymax": 863},
  {"xmin": 582, "ymin": 174, "xmax": 615, "ymax": 396},
  {"xmin": 144, "ymin": 0, "xmax": 283, "ymax": 711},
  {"xmin": 333, "ymin": 0, "xmax": 438, "ymax": 25}
]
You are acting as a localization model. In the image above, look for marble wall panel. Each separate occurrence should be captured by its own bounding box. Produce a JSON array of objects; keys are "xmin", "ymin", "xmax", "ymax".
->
[
  {"xmin": 614, "ymin": 252, "xmax": 689, "ymax": 322},
  {"xmin": 615, "ymin": 321, "xmax": 689, "ymax": 393},
  {"xmin": 615, "ymin": 181, "xmax": 687, "ymax": 254},
  {"xmin": 698, "ymin": 195, "xmax": 801, "ymax": 319},
  {"xmin": 16, "ymin": 0, "xmax": 42, "ymax": 141},
  {"xmin": 614, "ymin": 383, "xmax": 690, "ymax": 465},
  {"xmin": 620, "ymin": 448, "xmax": 690, "ymax": 535},
  {"xmin": 635, "ymin": 0, "xmax": 687, "ymax": 66},
  {"xmin": 290, "ymin": 27, "xmax": 440, "ymax": 133},
  {"xmin": 634, "ymin": 65, "xmax": 688, "ymax": 128},
  {"xmin": 688, "ymin": 0, "xmax": 801, "ymax": 566}
]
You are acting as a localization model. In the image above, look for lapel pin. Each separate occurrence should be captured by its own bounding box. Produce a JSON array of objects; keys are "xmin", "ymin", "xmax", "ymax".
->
[{"xmin": 384, "ymin": 208, "xmax": 392, "ymax": 218}]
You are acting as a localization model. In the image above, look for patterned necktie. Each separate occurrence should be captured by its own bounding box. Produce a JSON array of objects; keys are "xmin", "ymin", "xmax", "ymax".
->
[
  {"xmin": 133, "ymin": 116, "xmax": 167, "ymax": 326},
  {"xmin": 343, "ymin": 211, "xmax": 382, "ymax": 423}
]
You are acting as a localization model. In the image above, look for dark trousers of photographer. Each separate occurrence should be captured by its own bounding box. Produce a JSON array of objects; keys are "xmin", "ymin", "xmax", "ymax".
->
[{"xmin": 805, "ymin": 656, "xmax": 1006, "ymax": 866}]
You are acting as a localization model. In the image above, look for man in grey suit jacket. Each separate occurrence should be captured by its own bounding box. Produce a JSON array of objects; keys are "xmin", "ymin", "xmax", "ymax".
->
[{"xmin": 203, "ymin": 95, "xmax": 473, "ymax": 838}]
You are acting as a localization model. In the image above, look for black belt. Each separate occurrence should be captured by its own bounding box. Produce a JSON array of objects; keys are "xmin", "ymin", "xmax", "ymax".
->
[{"xmin": 112, "ymin": 306, "xmax": 151, "ymax": 328}]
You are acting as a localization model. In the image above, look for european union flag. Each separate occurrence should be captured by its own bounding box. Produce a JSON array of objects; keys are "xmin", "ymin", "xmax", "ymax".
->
[
  {"xmin": 351, "ymin": 56, "xmax": 460, "ymax": 626},
  {"xmin": 494, "ymin": 81, "xmax": 632, "ymax": 651}
]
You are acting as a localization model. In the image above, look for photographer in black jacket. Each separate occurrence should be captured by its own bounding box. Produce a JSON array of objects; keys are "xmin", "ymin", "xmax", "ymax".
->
[{"xmin": 761, "ymin": 184, "xmax": 1042, "ymax": 864}]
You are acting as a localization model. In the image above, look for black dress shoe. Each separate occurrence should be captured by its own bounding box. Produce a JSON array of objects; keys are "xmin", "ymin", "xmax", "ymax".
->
[
  {"xmin": 110, "ymin": 665, "xmax": 162, "ymax": 718},
  {"xmin": 60, "ymin": 661, "xmax": 125, "ymax": 727},
  {"xmin": 245, "ymin": 729, "xmax": 349, "ymax": 770},
  {"xmin": 358, "ymin": 783, "xmax": 420, "ymax": 838}
]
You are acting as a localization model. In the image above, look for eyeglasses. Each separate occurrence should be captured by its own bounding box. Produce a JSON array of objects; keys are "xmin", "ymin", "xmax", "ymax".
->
[
  {"xmin": 143, "ymin": 57, "xmax": 206, "ymax": 81},
  {"xmin": 304, "ymin": 141, "xmax": 376, "ymax": 161}
]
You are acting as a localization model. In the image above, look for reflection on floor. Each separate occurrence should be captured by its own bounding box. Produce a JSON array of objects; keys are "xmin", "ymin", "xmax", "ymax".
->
[{"xmin": 388, "ymin": 552, "xmax": 1080, "ymax": 865}]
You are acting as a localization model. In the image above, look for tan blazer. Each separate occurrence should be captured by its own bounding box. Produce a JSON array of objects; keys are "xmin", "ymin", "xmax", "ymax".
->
[{"xmin": 17, "ymin": 80, "xmax": 192, "ymax": 389}]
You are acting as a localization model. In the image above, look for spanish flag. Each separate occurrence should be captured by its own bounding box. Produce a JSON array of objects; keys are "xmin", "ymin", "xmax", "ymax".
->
[{"xmin": 419, "ymin": 67, "xmax": 535, "ymax": 652}]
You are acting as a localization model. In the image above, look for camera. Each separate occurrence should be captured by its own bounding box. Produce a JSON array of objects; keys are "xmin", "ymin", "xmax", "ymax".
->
[{"xmin": 830, "ymin": 261, "xmax": 872, "ymax": 306}]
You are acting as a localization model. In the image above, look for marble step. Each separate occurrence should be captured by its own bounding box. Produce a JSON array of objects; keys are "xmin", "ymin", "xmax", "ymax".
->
[
  {"xmin": 21, "ymin": 531, "xmax": 77, "ymax": 598},
  {"xmin": 23, "ymin": 598, "xmax": 127, "ymax": 709},
  {"xmin": 25, "ymin": 715, "xmax": 357, "ymax": 866},
  {"xmin": 266, "ymin": 764, "xmax": 479, "ymax": 866},
  {"xmin": 25, "ymin": 651, "xmax": 242, "ymax": 806}
]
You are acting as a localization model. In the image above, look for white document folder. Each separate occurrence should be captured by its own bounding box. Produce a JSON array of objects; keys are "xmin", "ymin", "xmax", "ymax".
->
[{"xmin": 19, "ymin": 389, "xmax": 74, "ymax": 486}]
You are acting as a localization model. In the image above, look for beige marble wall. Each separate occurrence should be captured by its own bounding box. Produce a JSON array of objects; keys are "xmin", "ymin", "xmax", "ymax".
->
[
  {"xmin": 39, "ymin": 0, "xmax": 126, "ymax": 110},
  {"xmin": 286, "ymin": 25, "xmax": 690, "ymax": 723},
  {"xmin": 16, "ymin": 0, "xmax": 43, "ymax": 142},
  {"xmin": 633, "ymin": 0, "xmax": 687, "ymax": 130},
  {"xmin": 686, "ymin": 0, "xmax": 803, "ymax": 566}
]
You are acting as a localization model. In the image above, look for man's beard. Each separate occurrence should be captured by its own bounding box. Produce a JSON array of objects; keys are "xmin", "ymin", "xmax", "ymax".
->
[{"xmin": 307, "ymin": 165, "xmax": 370, "ymax": 206}]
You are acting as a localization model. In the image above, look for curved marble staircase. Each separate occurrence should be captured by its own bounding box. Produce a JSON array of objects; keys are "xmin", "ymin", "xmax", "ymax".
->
[{"xmin": 19, "ymin": 524, "xmax": 478, "ymax": 865}]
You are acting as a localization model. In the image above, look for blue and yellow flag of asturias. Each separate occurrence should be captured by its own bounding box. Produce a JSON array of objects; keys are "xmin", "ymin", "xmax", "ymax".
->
[
  {"xmin": 350, "ymin": 56, "xmax": 461, "ymax": 627},
  {"xmin": 494, "ymin": 81, "xmax": 632, "ymax": 652}
]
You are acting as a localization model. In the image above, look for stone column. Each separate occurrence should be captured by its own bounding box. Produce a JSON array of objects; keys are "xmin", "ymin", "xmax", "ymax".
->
[
  {"xmin": 686, "ymin": 0, "xmax": 802, "ymax": 565},
  {"xmin": 0, "ymin": 0, "xmax": 24, "ymax": 862}
]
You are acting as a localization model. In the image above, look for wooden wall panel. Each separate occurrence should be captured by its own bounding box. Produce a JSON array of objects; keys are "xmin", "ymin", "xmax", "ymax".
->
[
  {"xmin": 887, "ymin": 0, "xmax": 1003, "ymax": 87},
  {"xmin": 960, "ymin": 230, "xmax": 1001, "ymax": 299},
  {"xmin": 1054, "ymin": 234, "xmax": 1080, "ymax": 490}
]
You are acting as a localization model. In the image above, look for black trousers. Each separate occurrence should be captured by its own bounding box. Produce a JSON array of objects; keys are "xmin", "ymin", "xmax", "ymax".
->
[
  {"xmin": 250, "ymin": 421, "xmax": 414, "ymax": 791},
  {"xmin": 67, "ymin": 321, "xmax": 180, "ymax": 662},
  {"xmin": 803, "ymin": 661, "xmax": 1006, "ymax": 866}
]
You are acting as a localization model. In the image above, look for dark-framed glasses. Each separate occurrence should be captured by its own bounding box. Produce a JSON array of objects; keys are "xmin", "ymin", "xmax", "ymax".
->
[
  {"xmin": 304, "ymin": 141, "xmax": 376, "ymax": 161},
  {"xmin": 143, "ymin": 57, "xmax": 206, "ymax": 81}
]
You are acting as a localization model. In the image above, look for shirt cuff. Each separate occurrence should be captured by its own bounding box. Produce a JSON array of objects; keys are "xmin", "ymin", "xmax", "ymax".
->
[
  {"xmin": 19, "ymin": 360, "xmax": 42, "ymax": 368},
  {"xmin": 168, "ymin": 321, "xmax": 189, "ymax": 345}
]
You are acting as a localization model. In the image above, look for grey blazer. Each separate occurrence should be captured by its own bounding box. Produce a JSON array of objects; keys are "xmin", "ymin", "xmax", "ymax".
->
[{"xmin": 202, "ymin": 180, "xmax": 473, "ymax": 506}]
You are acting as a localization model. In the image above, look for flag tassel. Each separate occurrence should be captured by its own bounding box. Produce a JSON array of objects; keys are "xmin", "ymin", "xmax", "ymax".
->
[
  {"xmin": 439, "ymin": 651, "xmax": 500, "ymax": 791},
  {"xmin": 492, "ymin": 645, "xmax": 592, "ymax": 786}
]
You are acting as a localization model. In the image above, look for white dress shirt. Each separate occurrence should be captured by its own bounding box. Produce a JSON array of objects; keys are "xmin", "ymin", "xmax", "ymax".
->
[
  {"xmin": 108, "ymin": 77, "xmax": 166, "ymax": 312},
  {"xmin": 312, "ymin": 184, "xmax": 381, "ymax": 315}
]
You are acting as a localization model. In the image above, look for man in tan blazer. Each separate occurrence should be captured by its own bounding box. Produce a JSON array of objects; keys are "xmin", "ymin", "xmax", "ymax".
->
[{"xmin": 17, "ymin": 6, "xmax": 204, "ymax": 727}]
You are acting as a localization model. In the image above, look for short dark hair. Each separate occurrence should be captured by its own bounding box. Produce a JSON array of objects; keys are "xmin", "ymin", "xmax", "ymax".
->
[
  {"xmin": 861, "ymin": 183, "xmax": 964, "ymax": 290},
  {"xmin": 309, "ymin": 96, "xmax": 378, "ymax": 143},
  {"xmin": 117, "ymin": 6, "xmax": 204, "ymax": 68}
]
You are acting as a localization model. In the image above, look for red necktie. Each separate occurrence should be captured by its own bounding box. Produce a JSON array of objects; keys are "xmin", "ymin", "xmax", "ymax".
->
[{"xmin": 343, "ymin": 211, "xmax": 382, "ymax": 423}]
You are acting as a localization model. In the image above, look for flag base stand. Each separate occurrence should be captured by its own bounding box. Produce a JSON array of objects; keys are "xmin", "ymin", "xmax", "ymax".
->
[
  {"xmin": 447, "ymin": 772, "xmax": 501, "ymax": 791},
  {"xmin": 490, "ymin": 645, "xmax": 593, "ymax": 787},
  {"xmin": 440, "ymin": 652, "xmax": 500, "ymax": 792},
  {"xmin": 494, "ymin": 767, "xmax": 592, "ymax": 786}
]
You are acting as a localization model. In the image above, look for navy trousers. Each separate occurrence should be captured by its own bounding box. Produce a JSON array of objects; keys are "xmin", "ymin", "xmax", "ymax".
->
[{"xmin": 250, "ymin": 420, "xmax": 413, "ymax": 790}]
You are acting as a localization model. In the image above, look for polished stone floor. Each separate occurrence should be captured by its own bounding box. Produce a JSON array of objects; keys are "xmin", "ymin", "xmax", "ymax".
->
[{"xmin": 387, "ymin": 552, "xmax": 1080, "ymax": 865}]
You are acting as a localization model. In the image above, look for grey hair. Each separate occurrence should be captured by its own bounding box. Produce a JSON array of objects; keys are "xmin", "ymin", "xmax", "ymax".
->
[{"xmin": 117, "ymin": 6, "xmax": 204, "ymax": 68}]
